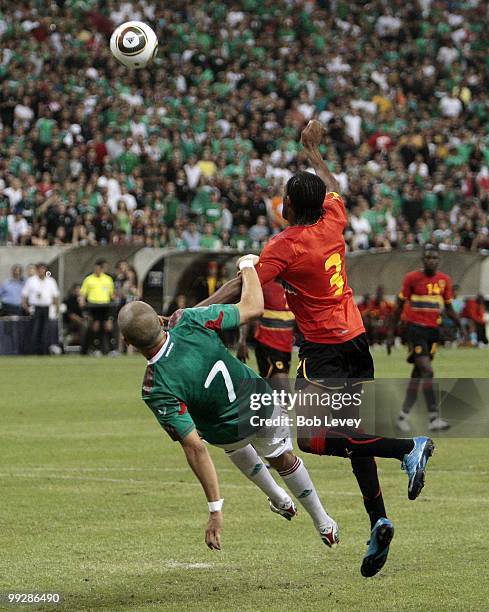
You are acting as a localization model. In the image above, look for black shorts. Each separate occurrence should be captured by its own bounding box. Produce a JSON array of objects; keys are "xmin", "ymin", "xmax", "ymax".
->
[
  {"xmin": 254, "ymin": 340, "xmax": 291, "ymax": 378},
  {"xmin": 406, "ymin": 323, "xmax": 439, "ymax": 363},
  {"xmin": 295, "ymin": 332, "xmax": 374, "ymax": 390},
  {"xmin": 86, "ymin": 304, "xmax": 113, "ymax": 322}
]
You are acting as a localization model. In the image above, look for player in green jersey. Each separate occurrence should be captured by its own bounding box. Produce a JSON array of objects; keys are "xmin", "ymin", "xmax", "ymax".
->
[{"xmin": 118, "ymin": 257, "xmax": 338, "ymax": 551}]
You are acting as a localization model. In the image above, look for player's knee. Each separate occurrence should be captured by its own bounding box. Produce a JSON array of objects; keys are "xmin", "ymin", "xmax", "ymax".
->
[
  {"xmin": 268, "ymin": 451, "xmax": 295, "ymax": 472},
  {"xmin": 92, "ymin": 321, "xmax": 100, "ymax": 331}
]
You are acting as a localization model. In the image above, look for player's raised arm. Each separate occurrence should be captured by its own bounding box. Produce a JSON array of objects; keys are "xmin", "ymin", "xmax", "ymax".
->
[
  {"xmin": 235, "ymin": 254, "xmax": 264, "ymax": 324},
  {"xmin": 180, "ymin": 430, "xmax": 224, "ymax": 550},
  {"xmin": 301, "ymin": 120, "xmax": 340, "ymax": 194}
]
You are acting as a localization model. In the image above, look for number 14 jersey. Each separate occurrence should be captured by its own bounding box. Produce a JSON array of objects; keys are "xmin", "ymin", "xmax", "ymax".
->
[
  {"xmin": 256, "ymin": 192, "xmax": 365, "ymax": 344},
  {"xmin": 142, "ymin": 305, "xmax": 271, "ymax": 445}
]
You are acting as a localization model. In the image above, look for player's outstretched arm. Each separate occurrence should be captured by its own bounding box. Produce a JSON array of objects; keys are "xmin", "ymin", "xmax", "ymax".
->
[
  {"xmin": 180, "ymin": 430, "xmax": 223, "ymax": 550},
  {"xmin": 301, "ymin": 120, "xmax": 340, "ymax": 194},
  {"xmin": 237, "ymin": 321, "xmax": 252, "ymax": 362},
  {"xmin": 445, "ymin": 303, "xmax": 464, "ymax": 337},
  {"xmin": 196, "ymin": 276, "xmax": 242, "ymax": 307},
  {"xmin": 236, "ymin": 255, "xmax": 264, "ymax": 324}
]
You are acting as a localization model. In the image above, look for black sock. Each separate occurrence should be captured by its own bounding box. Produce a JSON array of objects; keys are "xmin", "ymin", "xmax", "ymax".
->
[
  {"xmin": 351, "ymin": 457, "xmax": 386, "ymax": 529},
  {"xmin": 322, "ymin": 431, "xmax": 414, "ymax": 461},
  {"xmin": 422, "ymin": 377, "xmax": 437, "ymax": 418},
  {"xmin": 402, "ymin": 367, "xmax": 420, "ymax": 415}
]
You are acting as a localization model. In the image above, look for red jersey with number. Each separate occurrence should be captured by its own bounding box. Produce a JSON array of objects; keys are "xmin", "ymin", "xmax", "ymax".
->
[
  {"xmin": 254, "ymin": 280, "xmax": 294, "ymax": 352},
  {"xmin": 400, "ymin": 270, "xmax": 453, "ymax": 328},
  {"xmin": 256, "ymin": 192, "xmax": 365, "ymax": 344}
]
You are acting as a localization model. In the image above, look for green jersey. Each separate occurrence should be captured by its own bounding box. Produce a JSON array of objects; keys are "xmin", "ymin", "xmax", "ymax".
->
[{"xmin": 142, "ymin": 305, "xmax": 271, "ymax": 445}]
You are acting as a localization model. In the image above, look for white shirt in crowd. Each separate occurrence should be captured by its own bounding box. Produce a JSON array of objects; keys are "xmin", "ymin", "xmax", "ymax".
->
[
  {"xmin": 344, "ymin": 113, "xmax": 362, "ymax": 144},
  {"xmin": 22, "ymin": 275, "xmax": 60, "ymax": 307},
  {"xmin": 7, "ymin": 215, "xmax": 29, "ymax": 244},
  {"xmin": 376, "ymin": 15, "xmax": 402, "ymax": 37},
  {"xmin": 184, "ymin": 163, "xmax": 202, "ymax": 190},
  {"xmin": 440, "ymin": 95, "xmax": 463, "ymax": 118},
  {"xmin": 351, "ymin": 215, "xmax": 371, "ymax": 250},
  {"xmin": 97, "ymin": 175, "xmax": 121, "ymax": 213},
  {"xmin": 408, "ymin": 161, "xmax": 430, "ymax": 177}
]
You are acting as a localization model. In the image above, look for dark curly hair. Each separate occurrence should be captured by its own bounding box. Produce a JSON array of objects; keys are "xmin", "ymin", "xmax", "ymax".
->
[{"xmin": 286, "ymin": 171, "xmax": 326, "ymax": 225}]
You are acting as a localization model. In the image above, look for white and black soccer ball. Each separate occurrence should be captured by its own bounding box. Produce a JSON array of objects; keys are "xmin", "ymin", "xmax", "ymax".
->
[{"xmin": 109, "ymin": 21, "xmax": 158, "ymax": 69}]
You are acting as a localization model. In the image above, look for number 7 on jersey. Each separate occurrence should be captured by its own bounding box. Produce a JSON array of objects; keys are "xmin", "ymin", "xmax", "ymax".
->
[{"xmin": 204, "ymin": 360, "xmax": 237, "ymax": 402}]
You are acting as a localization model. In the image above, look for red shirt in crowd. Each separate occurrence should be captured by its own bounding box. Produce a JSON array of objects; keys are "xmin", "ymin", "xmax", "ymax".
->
[{"xmin": 462, "ymin": 299, "xmax": 485, "ymax": 324}]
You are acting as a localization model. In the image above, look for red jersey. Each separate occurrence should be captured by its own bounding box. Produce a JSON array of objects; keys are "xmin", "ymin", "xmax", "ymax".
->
[
  {"xmin": 462, "ymin": 299, "xmax": 485, "ymax": 324},
  {"xmin": 256, "ymin": 192, "xmax": 365, "ymax": 344},
  {"xmin": 254, "ymin": 280, "xmax": 294, "ymax": 353},
  {"xmin": 400, "ymin": 270, "xmax": 453, "ymax": 328}
]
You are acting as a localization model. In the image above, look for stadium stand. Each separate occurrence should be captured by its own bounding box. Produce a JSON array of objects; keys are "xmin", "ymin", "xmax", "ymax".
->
[{"xmin": 0, "ymin": 0, "xmax": 488, "ymax": 253}]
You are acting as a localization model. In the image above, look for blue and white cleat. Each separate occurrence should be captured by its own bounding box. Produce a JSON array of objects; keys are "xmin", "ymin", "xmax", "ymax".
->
[
  {"xmin": 402, "ymin": 436, "xmax": 435, "ymax": 500},
  {"xmin": 361, "ymin": 517, "xmax": 394, "ymax": 578}
]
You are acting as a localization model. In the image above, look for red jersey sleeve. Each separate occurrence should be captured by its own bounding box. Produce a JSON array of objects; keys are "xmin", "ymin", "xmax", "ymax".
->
[
  {"xmin": 256, "ymin": 235, "xmax": 294, "ymax": 286},
  {"xmin": 400, "ymin": 272, "xmax": 413, "ymax": 301},
  {"xmin": 442, "ymin": 275, "xmax": 453, "ymax": 304},
  {"xmin": 323, "ymin": 192, "xmax": 347, "ymax": 227}
]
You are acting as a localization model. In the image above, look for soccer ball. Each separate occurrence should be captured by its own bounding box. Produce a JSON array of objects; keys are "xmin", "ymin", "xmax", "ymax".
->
[{"xmin": 109, "ymin": 21, "xmax": 158, "ymax": 69}]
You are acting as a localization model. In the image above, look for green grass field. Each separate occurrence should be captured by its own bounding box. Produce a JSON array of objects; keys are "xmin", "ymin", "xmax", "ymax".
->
[{"xmin": 1, "ymin": 348, "xmax": 488, "ymax": 611}]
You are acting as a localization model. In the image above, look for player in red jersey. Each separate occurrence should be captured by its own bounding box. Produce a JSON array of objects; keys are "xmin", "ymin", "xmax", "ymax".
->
[
  {"xmin": 237, "ymin": 280, "xmax": 294, "ymax": 384},
  {"xmin": 198, "ymin": 121, "xmax": 435, "ymax": 577},
  {"xmin": 393, "ymin": 244, "xmax": 463, "ymax": 432}
]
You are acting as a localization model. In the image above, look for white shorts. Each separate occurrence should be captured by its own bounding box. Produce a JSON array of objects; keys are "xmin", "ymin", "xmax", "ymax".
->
[{"xmin": 214, "ymin": 404, "xmax": 293, "ymax": 459}]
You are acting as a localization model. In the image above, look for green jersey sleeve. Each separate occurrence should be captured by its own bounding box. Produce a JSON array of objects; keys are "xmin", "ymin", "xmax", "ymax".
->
[
  {"xmin": 182, "ymin": 304, "xmax": 240, "ymax": 331},
  {"xmin": 145, "ymin": 394, "xmax": 195, "ymax": 442}
]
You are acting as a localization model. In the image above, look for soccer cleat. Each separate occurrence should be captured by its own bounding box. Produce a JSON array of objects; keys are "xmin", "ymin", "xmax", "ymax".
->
[
  {"xmin": 319, "ymin": 521, "xmax": 339, "ymax": 548},
  {"xmin": 268, "ymin": 498, "xmax": 297, "ymax": 521},
  {"xmin": 401, "ymin": 436, "xmax": 435, "ymax": 500},
  {"xmin": 396, "ymin": 414, "xmax": 412, "ymax": 433},
  {"xmin": 361, "ymin": 518, "xmax": 394, "ymax": 578},
  {"xmin": 428, "ymin": 417, "xmax": 450, "ymax": 431}
]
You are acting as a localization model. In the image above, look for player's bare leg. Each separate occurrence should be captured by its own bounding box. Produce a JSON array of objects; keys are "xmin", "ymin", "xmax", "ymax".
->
[
  {"xmin": 398, "ymin": 356, "xmax": 449, "ymax": 431},
  {"xmin": 267, "ymin": 451, "xmax": 339, "ymax": 548},
  {"xmin": 226, "ymin": 445, "xmax": 295, "ymax": 516}
]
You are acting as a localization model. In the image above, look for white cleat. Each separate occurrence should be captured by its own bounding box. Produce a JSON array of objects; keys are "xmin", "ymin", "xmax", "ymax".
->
[
  {"xmin": 319, "ymin": 521, "xmax": 340, "ymax": 548},
  {"xmin": 268, "ymin": 498, "xmax": 297, "ymax": 521},
  {"xmin": 428, "ymin": 417, "xmax": 450, "ymax": 431},
  {"xmin": 396, "ymin": 415, "xmax": 412, "ymax": 433}
]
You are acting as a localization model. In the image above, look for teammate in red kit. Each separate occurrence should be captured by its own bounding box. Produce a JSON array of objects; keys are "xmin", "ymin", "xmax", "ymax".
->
[
  {"xmin": 237, "ymin": 280, "xmax": 294, "ymax": 385},
  {"xmin": 393, "ymin": 244, "xmax": 463, "ymax": 432},
  {"xmin": 198, "ymin": 121, "xmax": 435, "ymax": 578}
]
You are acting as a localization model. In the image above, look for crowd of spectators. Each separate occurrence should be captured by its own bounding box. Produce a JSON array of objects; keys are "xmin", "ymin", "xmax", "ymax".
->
[{"xmin": 0, "ymin": 0, "xmax": 488, "ymax": 253}]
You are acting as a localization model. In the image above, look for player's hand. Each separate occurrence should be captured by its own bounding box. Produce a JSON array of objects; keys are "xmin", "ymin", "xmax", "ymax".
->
[
  {"xmin": 237, "ymin": 342, "xmax": 249, "ymax": 363},
  {"xmin": 158, "ymin": 315, "xmax": 170, "ymax": 328},
  {"xmin": 205, "ymin": 511, "xmax": 223, "ymax": 550},
  {"xmin": 236, "ymin": 254, "xmax": 259, "ymax": 271},
  {"xmin": 301, "ymin": 120, "xmax": 325, "ymax": 149}
]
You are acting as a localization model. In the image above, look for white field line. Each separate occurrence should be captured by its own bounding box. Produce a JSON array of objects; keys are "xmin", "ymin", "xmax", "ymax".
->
[
  {"xmin": 165, "ymin": 561, "xmax": 213, "ymax": 570},
  {"xmin": 0, "ymin": 471, "xmax": 487, "ymax": 504}
]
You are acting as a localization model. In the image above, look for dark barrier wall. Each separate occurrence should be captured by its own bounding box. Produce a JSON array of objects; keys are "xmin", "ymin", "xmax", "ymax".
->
[
  {"xmin": 345, "ymin": 250, "xmax": 486, "ymax": 296},
  {"xmin": 59, "ymin": 245, "xmax": 142, "ymax": 297},
  {"xmin": 1, "ymin": 247, "xmax": 487, "ymax": 302}
]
